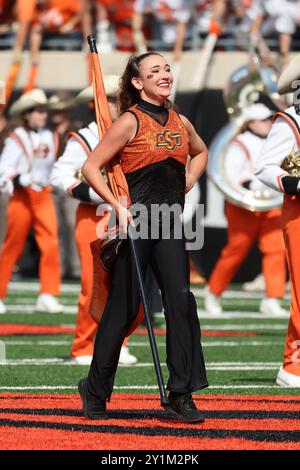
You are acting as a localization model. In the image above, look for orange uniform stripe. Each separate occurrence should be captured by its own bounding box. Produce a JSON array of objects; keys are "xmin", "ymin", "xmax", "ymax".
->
[
  {"xmin": 273, "ymin": 112, "xmax": 300, "ymax": 146},
  {"xmin": 68, "ymin": 131, "xmax": 91, "ymax": 157}
]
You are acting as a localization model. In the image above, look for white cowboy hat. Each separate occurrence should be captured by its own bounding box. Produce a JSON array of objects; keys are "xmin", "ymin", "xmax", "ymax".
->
[
  {"xmin": 9, "ymin": 88, "xmax": 48, "ymax": 117},
  {"xmin": 48, "ymin": 94, "xmax": 74, "ymax": 111},
  {"xmin": 240, "ymin": 103, "xmax": 273, "ymax": 122},
  {"xmin": 74, "ymin": 74, "xmax": 120, "ymax": 105},
  {"xmin": 277, "ymin": 54, "xmax": 300, "ymax": 95}
]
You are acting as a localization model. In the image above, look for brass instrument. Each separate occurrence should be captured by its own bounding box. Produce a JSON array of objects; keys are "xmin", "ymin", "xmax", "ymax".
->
[
  {"xmin": 281, "ymin": 152, "xmax": 300, "ymax": 177},
  {"xmin": 208, "ymin": 52, "xmax": 283, "ymax": 212},
  {"xmin": 75, "ymin": 169, "xmax": 87, "ymax": 183},
  {"xmin": 75, "ymin": 168, "xmax": 108, "ymax": 184}
]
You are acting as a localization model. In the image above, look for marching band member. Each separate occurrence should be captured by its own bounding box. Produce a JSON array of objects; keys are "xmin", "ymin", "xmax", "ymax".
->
[
  {"xmin": 0, "ymin": 89, "xmax": 63, "ymax": 314},
  {"xmin": 255, "ymin": 54, "xmax": 300, "ymax": 386},
  {"xmin": 48, "ymin": 93, "xmax": 82, "ymax": 279},
  {"xmin": 205, "ymin": 103, "xmax": 287, "ymax": 316},
  {"xmin": 50, "ymin": 76, "xmax": 137, "ymax": 366}
]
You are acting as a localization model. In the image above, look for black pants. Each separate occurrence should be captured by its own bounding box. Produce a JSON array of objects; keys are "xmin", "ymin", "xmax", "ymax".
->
[{"xmin": 87, "ymin": 232, "xmax": 208, "ymax": 400}]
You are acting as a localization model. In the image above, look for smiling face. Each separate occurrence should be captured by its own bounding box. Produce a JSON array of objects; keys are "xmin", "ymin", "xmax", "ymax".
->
[{"xmin": 131, "ymin": 54, "xmax": 173, "ymax": 105}]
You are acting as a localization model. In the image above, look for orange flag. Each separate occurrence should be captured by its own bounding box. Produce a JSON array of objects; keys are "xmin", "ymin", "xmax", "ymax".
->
[{"xmin": 88, "ymin": 36, "xmax": 131, "ymax": 205}]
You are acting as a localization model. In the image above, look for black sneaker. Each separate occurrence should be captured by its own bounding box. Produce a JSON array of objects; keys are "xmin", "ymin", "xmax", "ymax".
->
[
  {"xmin": 167, "ymin": 392, "xmax": 205, "ymax": 423},
  {"xmin": 78, "ymin": 378, "xmax": 108, "ymax": 420}
]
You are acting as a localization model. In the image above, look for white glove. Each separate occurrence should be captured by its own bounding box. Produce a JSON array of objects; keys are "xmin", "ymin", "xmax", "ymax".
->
[
  {"xmin": 0, "ymin": 176, "xmax": 14, "ymax": 196},
  {"xmin": 19, "ymin": 173, "xmax": 32, "ymax": 187},
  {"xmin": 249, "ymin": 177, "xmax": 267, "ymax": 192},
  {"xmin": 89, "ymin": 187, "xmax": 105, "ymax": 204}
]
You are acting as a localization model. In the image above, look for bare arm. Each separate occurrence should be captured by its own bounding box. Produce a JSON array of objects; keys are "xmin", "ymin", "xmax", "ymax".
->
[
  {"xmin": 180, "ymin": 115, "xmax": 208, "ymax": 193},
  {"xmin": 29, "ymin": 24, "xmax": 42, "ymax": 65},
  {"xmin": 78, "ymin": 0, "xmax": 93, "ymax": 40},
  {"xmin": 212, "ymin": 0, "xmax": 226, "ymax": 20},
  {"xmin": 173, "ymin": 21, "xmax": 187, "ymax": 62},
  {"xmin": 81, "ymin": 112, "xmax": 137, "ymax": 228},
  {"xmin": 132, "ymin": 11, "xmax": 147, "ymax": 53},
  {"xmin": 279, "ymin": 33, "xmax": 292, "ymax": 67}
]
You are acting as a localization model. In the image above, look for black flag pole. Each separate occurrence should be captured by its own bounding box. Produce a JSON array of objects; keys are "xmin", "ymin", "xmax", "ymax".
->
[{"xmin": 128, "ymin": 226, "xmax": 169, "ymax": 408}]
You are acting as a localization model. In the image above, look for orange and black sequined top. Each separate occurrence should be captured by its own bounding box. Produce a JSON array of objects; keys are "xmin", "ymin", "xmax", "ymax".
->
[
  {"xmin": 120, "ymin": 104, "xmax": 189, "ymax": 174},
  {"xmin": 120, "ymin": 100, "xmax": 189, "ymax": 211}
]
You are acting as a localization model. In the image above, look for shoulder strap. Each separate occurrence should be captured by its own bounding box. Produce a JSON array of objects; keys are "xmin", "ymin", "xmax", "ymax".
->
[
  {"xmin": 273, "ymin": 111, "xmax": 300, "ymax": 146},
  {"xmin": 7, "ymin": 130, "xmax": 32, "ymax": 163},
  {"xmin": 68, "ymin": 130, "xmax": 92, "ymax": 157},
  {"xmin": 53, "ymin": 130, "xmax": 60, "ymax": 160},
  {"xmin": 232, "ymin": 137, "xmax": 252, "ymax": 167}
]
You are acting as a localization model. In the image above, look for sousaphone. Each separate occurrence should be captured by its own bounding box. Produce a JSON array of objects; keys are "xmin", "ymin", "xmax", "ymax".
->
[{"xmin": 208, "ymin": 53, "xmax": 284, "ymax": 211}]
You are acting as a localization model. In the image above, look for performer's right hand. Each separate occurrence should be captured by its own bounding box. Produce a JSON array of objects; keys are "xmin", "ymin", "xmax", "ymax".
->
[
  {"xmin": 19, "ymin": 173, "xmax": 32, "ymax": 187},
  {"xmin": 116, "ymin": 204, "xmax": 134, "ymax": 235}
]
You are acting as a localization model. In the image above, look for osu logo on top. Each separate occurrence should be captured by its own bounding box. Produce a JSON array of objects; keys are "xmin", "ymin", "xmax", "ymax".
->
[
  {"xmin": 156, "ymin": 129, "xmax": 182, "ymax": 151},
  {"xmin": 34, "ymin": 143, "xmax": 50, "ymax": 159}
]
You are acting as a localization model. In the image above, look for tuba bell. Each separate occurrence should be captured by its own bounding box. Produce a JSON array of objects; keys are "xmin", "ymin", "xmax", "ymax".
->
[{"xmin": 208, "ymin": 53, "xmax": 284, "ymax": 212}]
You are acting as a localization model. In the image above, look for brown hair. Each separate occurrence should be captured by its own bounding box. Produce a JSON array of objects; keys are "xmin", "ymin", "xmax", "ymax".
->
[{"xmin": 118, "ymin": 52, "xmax": 173, "ymax": 114}]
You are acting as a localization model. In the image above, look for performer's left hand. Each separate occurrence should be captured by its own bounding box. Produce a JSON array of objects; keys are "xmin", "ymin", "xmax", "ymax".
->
[{"xmin": 185, "ymin": 174, "xmax": 196, "ymax": 194}]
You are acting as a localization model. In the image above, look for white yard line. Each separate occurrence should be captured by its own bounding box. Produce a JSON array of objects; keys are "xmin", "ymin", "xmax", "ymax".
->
[
  {"xmin": 202, "ymin": 324, "xmax": 286, "ymax": 330},
  {"xmin": 4, "ymin": 307, "xmax": 289, "ymax": 319},
  {"xmin": 4, "ymin": 305, "xmax": 77, "ymax": 314},
  {"xmin": 2, "ymin": 340, "xmax": 283, "ymax": 348},
  {"xmin": 128, "ymin": 341, "xmax": 282, "ymax": 347},
  {"xmin": 192, "ymin": 288, "xmax": 291, "ymax": 301},
  {"xmin": 0, "ymin": 321, "xmax": 287, "ymax": 331},
  {"xmin": 0, "ymin": 384, "xmax": 298, "ymax": 391},
  {"xmin": 0, "ymin": 308, "xmax": 287, "ymax": 330},
  {"xmin": 3, "ymin": 341, "xmax": 72, "ymax": 346},
  {"xmin": 145, "ymin": 311, "xmax": 290, "ymax": 320},
  {"xmin": 6, "ymin": 282, "xmax": 258, "ymax": 297},
  {"xmin": 8, "ymin": 282, "xmax": 80, "ymax": 293},
  {"xmin": 0, "ymin": 359, "xmax": 282, "ymax": 370},
  {"xmin": 197, "ymin": 311, "xmax": 290, "ymax": 320},
  {"xmin": 6, "ymin": 282, "xmax": 291, "ymax": 301}
]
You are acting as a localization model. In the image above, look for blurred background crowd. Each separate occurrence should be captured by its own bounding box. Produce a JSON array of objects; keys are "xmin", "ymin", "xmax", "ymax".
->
[{"xmin": 1, "ymin": 0, "xmax": 300, "ymax": 61}]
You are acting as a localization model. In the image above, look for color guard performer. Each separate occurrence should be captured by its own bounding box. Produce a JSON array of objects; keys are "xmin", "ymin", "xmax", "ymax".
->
[
  {"xmin": 255, "ymin": 54, "xmax": 300, "ymax": 387},
  {"xmin": 78, "ymin": 52, "xmax": 208, "ymax": 423},
  {"xmin": 0, "ymin": 89, "xmax": 63, "ymax": 313},
  {"xmin": 205, "ymin": 103, "xmax": 287, "ymax": 316},
  {"xmin": 50, "ymin": 77, "xmax": 137, "ymax": 366}
]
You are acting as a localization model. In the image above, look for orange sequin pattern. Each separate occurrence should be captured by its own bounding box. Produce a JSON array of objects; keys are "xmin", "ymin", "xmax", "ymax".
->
[{"xmin": 120, "ymin": 106, "xmax": 189, "ymax": 174}]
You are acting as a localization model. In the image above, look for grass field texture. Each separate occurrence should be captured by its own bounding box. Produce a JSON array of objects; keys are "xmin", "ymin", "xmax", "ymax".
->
[{"xmin": 0, "ymin": 280, "xmax": 299, "ymax": 450}]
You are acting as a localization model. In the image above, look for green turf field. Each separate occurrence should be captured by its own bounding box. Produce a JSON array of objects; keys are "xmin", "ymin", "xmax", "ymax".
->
[{"xmin": 0, "ymin": 280, "xmax": 297, "ymax": 396}]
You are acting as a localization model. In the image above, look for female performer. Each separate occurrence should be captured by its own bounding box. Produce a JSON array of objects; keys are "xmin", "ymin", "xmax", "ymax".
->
[{"xmin": 78, "ymin": 51, "xmax": 208, "ymax": 423}]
